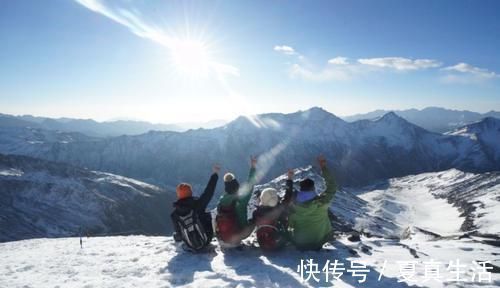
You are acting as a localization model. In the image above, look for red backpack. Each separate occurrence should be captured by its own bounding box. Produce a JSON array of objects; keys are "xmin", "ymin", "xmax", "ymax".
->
[
  {"xmin": 216, "ymin": 201, "xmax": 240, "ymax": 244},
  {"xmin": 256, "ymin": 219, "xmax": 284, "ymax": 251}
]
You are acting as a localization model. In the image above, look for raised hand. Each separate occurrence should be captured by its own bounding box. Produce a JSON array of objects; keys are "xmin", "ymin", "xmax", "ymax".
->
[
  {"xmin": 317, "ymin": 155, "xmax": 327, "ymax": 169},
  {"xmin": 250, "ymin": 155, "xmax": 257, "ymax": 168},
  {"xmin": 287, "ymin": 169, "xmax": 294, "ymax": 180},
  {"xmin": 213, "ymin": 164, "xmax": 221, "ymax": 174}
]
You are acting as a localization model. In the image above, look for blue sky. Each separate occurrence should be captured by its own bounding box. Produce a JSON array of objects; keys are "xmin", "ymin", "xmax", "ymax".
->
[{"xmin": 0, "ymin": 0, "xmax": 499, "ymax": 123}]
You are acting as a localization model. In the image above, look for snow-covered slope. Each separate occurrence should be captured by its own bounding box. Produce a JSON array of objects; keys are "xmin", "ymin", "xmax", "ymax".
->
[
  {"xmin": 345, "ymin": 169, "xmax": 500, "ymax": 237},
  {"xmin": 0, "ymin": 154, "xmax": 175, "ymax": 242},
  {"xmin": 1, "ymin": 167, "xmax": 499, "ymax": 287},
  {"xmin": 1, "ymin": 234, "xmax": 497, "ymax": 288},
  {"xmin": 0, "ymin": 167, "xmax": 500, "ymax": 288},
  {"xmin": 1, "ymin": 108, "xmax": 498, "ymax": 189}
]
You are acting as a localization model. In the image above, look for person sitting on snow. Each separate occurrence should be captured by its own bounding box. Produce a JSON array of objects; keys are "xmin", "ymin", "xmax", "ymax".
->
[
  {"xmin": 215, "ymin": 156, "xmax": 258, "ymax": 247},
  {"xmin": 287, "ymin": 155, "xmax": 337, "ymax": 251},
  {"xmin": 252, "ymin": 169, "xmax": 294, "ymax": 251},
  {"xmin": 171, "ymin": 164, "xmax": 220, "ymax": 252}
]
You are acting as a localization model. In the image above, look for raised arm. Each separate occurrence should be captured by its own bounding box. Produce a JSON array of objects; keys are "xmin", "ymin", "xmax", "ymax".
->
[
  {"xmin": 283, "ymin": 169, "xmax": 294, "ymax": 205},
  {"xmin": 240, "ymin": 156, "xmax": 257, "ymax": 205},
  {"xmin": 317, "ymin": 155, "xmax": 337, "ymax": 205},
  {"xmin": 247, "ymin": 155, "xmax": 257, "ymax": 184},
  {"xmin": 198, "ymin": 164, "xmax": 220, "ymax": 210}
]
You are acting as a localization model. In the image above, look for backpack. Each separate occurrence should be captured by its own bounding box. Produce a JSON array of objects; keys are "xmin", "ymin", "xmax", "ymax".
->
[
  {"xmin": 256, "ymin": 218, "xmax": 285, "ymax": 251},
  {"xmin": 216, "ymin": 201, "xmax": 240, "ymax": 243},
  {"xmin": 172, "ymin": 210, "xmax": 209, "ymax": 251}
]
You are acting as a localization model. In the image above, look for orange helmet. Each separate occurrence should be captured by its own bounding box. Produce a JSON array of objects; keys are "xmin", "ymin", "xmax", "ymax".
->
[{"xmin": 176, "ymin": 183, "xmax": 192, "ymax": 199}]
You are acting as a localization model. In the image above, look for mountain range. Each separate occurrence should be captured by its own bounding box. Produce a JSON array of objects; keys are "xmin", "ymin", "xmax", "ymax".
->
[
  {"xmin": 0, "ymin": 113, "xmax": 227, "ymax": 137},
  {"xmin": 342, "ymin": 107, "xmax": 500, "ymax": 133},
  {"xmin": 0, "ymin": 107, "xmax": 499, "ymax": 190},
  {"xmin": 2, "ymin": 107, "xmax": 498, "ymax": 138}
]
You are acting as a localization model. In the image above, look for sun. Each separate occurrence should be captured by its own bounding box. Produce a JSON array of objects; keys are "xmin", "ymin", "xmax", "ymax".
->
[{"xmin": 169, "ymin": 38, "xmax": 212, "ymax": 78}]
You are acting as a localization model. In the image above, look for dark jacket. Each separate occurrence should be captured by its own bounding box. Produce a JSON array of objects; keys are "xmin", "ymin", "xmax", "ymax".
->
[{"xmin": 171, "ymin": 173, "xmax": 218, "ymax": 244}]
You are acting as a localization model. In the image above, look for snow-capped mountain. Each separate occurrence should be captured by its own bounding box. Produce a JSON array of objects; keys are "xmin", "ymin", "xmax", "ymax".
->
[
  {"xmin": 0, "ymin": 113, "xmax": 227, "ymax": 137},
  {"xmin": 343, "ymin": 107, "xmax": 500, "ymax": 133},
  {"xmin": 448, "ymin": 117, "xmax": 500, "ymax": 164},
  {"xmin": 1, "ymin": 167, "xmax": 498, "ymax": 288},
  {"xmin": 0, "ymin": 107, "xmax": 498, "ymax": 189},
  {"xmin": 0, "ymin": 153, "xmax": 175, "ymax": 242}
]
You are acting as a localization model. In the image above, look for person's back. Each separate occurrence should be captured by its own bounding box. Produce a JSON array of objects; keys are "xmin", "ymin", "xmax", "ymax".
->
[
  {"xmin": 288, "ymin": 156, "xmax": 337, "ymax": 250},
  {"xmin": 252, "ymin": 170, "xmax": 294, "ymax": 251},
  {"xmin": 171, "ymin": 165, "xmax": 219, "ymax": 252},
  {"xmin": 215, "ymin": 156, "xmax": 258, "ymax": 246}
]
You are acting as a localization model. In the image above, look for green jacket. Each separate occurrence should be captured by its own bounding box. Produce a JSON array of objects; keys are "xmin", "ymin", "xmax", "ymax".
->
[
  {"xmin": 217, "ymin": 167, "xmax": 256, "ymax": 228},
  {"xmin": 288, "ymin": 167, "xmax": 337, "ymax": 250}
]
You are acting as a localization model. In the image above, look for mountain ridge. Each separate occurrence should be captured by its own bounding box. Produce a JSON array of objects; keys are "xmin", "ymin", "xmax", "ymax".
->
[
  {"xmin": 342, "ymin": 106, "xmax": 500, "ymax": 133},
  {"xmin": 0, "ymin": 113, "xmax": 228, "ymax": 137},
  {"xmin": 1, "ymin": 107, "xmax": 498, "ymax": 190}
]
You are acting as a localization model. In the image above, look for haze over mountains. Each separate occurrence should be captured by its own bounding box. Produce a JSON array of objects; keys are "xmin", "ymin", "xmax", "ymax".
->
[
  {"xmin": 342, "ymin": 107, "xmax": 500, "ymax": 133},
  {"xmin": 2, "ymin": 106, "xmax": 498, "ymax": 137},
  {"xmin": 1, "ymin": 107, "xmax": 499, "ymax": 190},
  {"xmin": 0, "ymin": 113, "xmax": 227, "ymax": 137}
]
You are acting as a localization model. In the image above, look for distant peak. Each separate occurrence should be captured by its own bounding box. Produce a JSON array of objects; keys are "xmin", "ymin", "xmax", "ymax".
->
[
  {"xmin": 306, "ymin": 106, "xmax": 328, "ymax": 113},
  {"xmin": 464, "ymin": 116, "xmax": 500, "ymax": 128},
  {"xmin": 454, "ymin": 116, "xmax": 500, "ymax": 134},
  {"xmin": 374, "ymin": 111, "xmax": 414, "ymax": 126},
  {"xmin": 302, "ymin": 106, "xmax": 341, "ymax": 118},
  {"xmin": 380, "ymin": 111, "xmax": 401, "ymax": 120},
  {"xmin": 480, "ymin": 116, "xmax": 500, "ymax": 125},
  {"xmin": 421, "ymin": 107, "xmax": 446, "ymax": 112}
]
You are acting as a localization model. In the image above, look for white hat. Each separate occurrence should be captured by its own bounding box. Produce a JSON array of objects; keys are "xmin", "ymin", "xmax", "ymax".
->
[
  {"xmin": 224, "ymin": 173, "xmax": 235, "ymax": 182},
  {"xmin": 260, "ymin": 188, "xmax": 279, "ymax": 207}
]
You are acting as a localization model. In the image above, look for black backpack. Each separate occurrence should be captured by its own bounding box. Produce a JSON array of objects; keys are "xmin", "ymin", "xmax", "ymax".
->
[{"xmin": 172, "ymin": 210, "xmax": 209, "ymax": 251}]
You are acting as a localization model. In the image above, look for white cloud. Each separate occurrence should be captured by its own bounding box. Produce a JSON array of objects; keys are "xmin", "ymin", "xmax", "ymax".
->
[
  {"xmin": 274, "ymin": 45, "xmax": 497, "ymax": 85},
  {"xmin": 287, "ymin": 55, "xmax": 438, "ymax": 82},
  {"xmin": 442, "ymin": 63, "xmax": 498, "ymax": 79},
  {"xmin": 328, "ymin": 57, "xmax": 349, "ymax": 65},
  {"xmin": 358, "ymin": 57, "xmax": 442, "ymax": 71},
  {"xmin": 274, "ymin": 45, "xmax": 296, "ymax": 56}
]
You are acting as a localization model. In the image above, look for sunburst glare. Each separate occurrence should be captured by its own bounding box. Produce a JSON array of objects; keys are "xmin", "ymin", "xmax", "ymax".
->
[{"xmin": 170, "ymin": 38, "xmax": 211, "ymax": 78}]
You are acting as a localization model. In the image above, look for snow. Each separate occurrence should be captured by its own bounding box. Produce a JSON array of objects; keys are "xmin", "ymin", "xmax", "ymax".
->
[
  {"xmin": 0, "ymin": 168, "xmax": 23, "ymax": 177},
  {"xmin": 354, "ymin": 180, "xmax": 463, "ymax": 236},
  {"xmin": 1, "ymin": 167, "xmax": 499, "ymax": 287},
  {"xmin": 348, "ymin": 169, "xmax": 500, "ymax": 237},
  {"xmin": 474, "ymin": 188, "xmax": 500, "ymax": 235},
  {"xmin": 0, "ymin": 234, "xmax": 498, "ymax": 288}
]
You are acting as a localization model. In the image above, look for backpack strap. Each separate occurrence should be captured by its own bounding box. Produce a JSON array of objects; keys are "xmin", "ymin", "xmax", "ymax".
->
[
  {"xmin": 256, "ymin": 224, "xmax": 279, "ymax": 231},
  {"xmin": 174, "ymin": 210, "xmax": 208, "ymax": 250}
]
